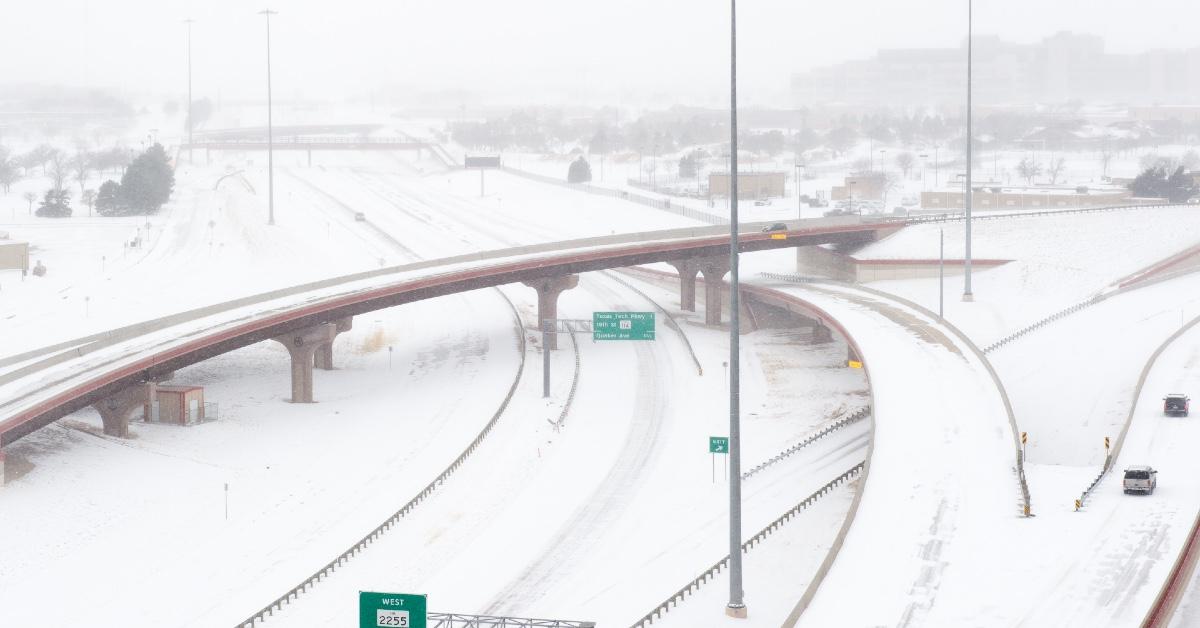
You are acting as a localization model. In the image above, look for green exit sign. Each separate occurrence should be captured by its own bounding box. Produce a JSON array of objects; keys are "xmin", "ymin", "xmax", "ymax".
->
[
  {"xmin": 593, "ymin": 311, "xmax": 655, "ymax": 341},
  {"xmin": 360, "ymin": 591, "xmax": 427, "ymax": 628},
  {"xmin": 710, "ymin": 436, "xmax": 729, "ymax": 454}
]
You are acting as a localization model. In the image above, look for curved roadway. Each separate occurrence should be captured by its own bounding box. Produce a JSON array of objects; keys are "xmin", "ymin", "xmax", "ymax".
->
[{"xmin": 761, "ymin": 282, "xmax": 1020, "ymax": 628}]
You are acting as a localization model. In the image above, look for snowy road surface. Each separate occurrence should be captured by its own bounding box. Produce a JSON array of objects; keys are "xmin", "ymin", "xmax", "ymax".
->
[{"xmin": 772, "ymin": 283, "xmax": 1020, "ymax": 628}]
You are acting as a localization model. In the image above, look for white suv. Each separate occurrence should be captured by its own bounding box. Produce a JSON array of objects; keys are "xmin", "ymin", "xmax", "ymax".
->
[{"xmin": 1123, "ymin": 466, "xmax": 1157, "ymax": 495}]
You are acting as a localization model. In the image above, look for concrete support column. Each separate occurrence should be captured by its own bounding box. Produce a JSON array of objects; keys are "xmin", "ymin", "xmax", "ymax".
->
[
  {"xmin": 272, "ymin": 323, "xmax": 337, "ymax": 403},
  {"xmin": 93, "ymin": 384, "xmax": 153, "ymax": 438},
  {"xmin": 700, "ymin": 257, "xmax": 732, "ymax": 326},
  {"xmin": 668, "ymin": 259, "xmax": 702, "ymax": 311},
  {"xmin": 522, "ymin": 275, "xmax": 579, "ymax": 350},
  {"xmin": 142, "ymin": 380, "xmax": 158, "ymax": 422},
  {"xmin": 314, "ymin": 316, "xmax": 354, "ymax": 370},
  {"xmin": 847, "ymin": 344, "xmax": 861, "ymax": 364},
  {"xmin": 307, "ymin": 149, "xmax": 313, "ymax": 167}
]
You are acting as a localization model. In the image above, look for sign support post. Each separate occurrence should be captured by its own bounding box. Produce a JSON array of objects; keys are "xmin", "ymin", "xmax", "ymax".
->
[{"xmin": 542, "ymin": 319, "xmax": 552, "ymax": 398}]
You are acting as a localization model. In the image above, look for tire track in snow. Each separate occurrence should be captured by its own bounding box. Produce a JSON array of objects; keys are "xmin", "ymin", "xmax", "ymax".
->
[{"xmin": 483, "ymin": 275, "xmax": 673, "ymax": 616}]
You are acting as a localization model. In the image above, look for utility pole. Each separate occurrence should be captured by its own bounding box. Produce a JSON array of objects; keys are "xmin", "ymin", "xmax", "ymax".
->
[
  {"xmin": 725, "ymin": 0, "xmax": 746, "ymax": 619},
  {"xmin": 259, "ymin": 8, "xmax": 278, "ymax": 226},
  {"xmin": 184, "ymin": 18, "xmax": 194, "ymax": 165},
  {"xmin": 963, "ymin": 0, "xmax": 975, "ymax": 301}
]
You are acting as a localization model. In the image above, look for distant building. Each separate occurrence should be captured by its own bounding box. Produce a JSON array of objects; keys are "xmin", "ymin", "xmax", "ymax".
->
[
  {"xmin": 831, "ymin": 173, "xmax": 890, "ymax": 202},
  {"xmin": 920, "ymin": 185, "xmax": 1141, "ymax": 211},
  {"xmin": 708, "ymin": 172, "xmax": 786, "ymax": 199},
  {"xmin": 792, "ymin": 32, "xmax": 1200, "ymax": 107}
]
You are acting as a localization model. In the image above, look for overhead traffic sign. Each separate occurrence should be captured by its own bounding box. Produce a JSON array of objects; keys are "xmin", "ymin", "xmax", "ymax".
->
[
  {"xmin": 360, "ymin": 591, "xmax": 427, "ymax": 628},
  {"xmin": 593, "ymin": 311, "xmax": 655, "ymax": 341}
]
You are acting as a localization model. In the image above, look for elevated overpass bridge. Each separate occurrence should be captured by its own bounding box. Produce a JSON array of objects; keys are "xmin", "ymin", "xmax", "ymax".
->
[
  {"xmin": 0, "ymin": 216, "xmax": 902, "ymax": 449},
  {"xmin": 180, "ymin": 135, "xmax": 432, "ymax": 165}
]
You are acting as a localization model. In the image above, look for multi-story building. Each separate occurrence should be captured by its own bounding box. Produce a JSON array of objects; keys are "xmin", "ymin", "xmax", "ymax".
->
[{"xmin": 792, "ymin": 32, "xmax": 1200, "ymax": 107}]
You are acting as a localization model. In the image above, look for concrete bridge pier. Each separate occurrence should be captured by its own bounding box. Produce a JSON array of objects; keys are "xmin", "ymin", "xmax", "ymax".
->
[
  {"xmin": 314, "ymin": 317, "xmax": 354, "ymax": 370},
  {"xmin": 522, "ymin": 275, "xmax": 579, "ymax": 350},
  {"xmin": 93, "ymin": 384, "xmax": 154, "ymax": 438},
  {"xmin": 848, "ymin": 343, "xmax": 862, "ymax": 365},
  {"xmin": 668, "ymin": 260, "xmax": 701, "ymax": 311},
  {"xmin": 273, "ymin": 323, "xmax": 337, "ymax": 403},
  {"xmin": 700, "ymin": 257, "xmax": 732, "ymax": 326}
]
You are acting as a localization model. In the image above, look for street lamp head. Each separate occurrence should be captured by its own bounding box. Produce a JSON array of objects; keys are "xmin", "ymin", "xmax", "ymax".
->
[{"xmin": 258, "ymin": 8, "xmax": 278, "ymax": 16}]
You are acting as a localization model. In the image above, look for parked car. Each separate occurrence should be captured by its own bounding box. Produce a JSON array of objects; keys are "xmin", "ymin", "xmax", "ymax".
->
[
  {"xmin": 1123, "ymin": 466, "xmax": 1157, "ymax": 494},
  {"xmin": 761, "ymin": 222, "xmax": 788, "ymax": 232},
  {"xmin": 354, "ymin": 212, "xmax": 366, "ymax": 221},
  {"xmin": 754, "ymin": 199, "xmax": 771, "ymax": 206},
  {"xmin": 1164, "ymin": 393, "xmax": 1190, "ymax": 417}
]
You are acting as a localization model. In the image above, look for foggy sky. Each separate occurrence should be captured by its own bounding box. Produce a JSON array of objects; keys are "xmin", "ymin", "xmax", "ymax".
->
[{"xmin": 3, "ymin": 0, "xmax": 1199, "ymax": 107}]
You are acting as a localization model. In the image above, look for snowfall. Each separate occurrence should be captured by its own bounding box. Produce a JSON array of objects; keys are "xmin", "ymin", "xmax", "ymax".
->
[{"xmin": 2, "ymin": 124, "xmax": 1200, "ymax": 628}]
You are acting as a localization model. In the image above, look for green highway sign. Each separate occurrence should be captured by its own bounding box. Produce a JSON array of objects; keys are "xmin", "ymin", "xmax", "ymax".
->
[
  {"xmin": 710, "ymin": 436, "xmax": 729, "ymax": 454},
  {"xmin": 360, "ymin": 591, "xmax": 427, "ymax": 628},
  {"xmin": 593, "ymin": 311, "xmax": 655, "ymax": 341}
]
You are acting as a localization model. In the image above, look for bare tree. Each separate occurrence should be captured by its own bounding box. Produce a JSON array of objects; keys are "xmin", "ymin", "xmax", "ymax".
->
[
  {"xmin": 81, "ymin": 189, "xmax": 97, "ymax": 217},
  {"xmin": 72, "ymin": 151, "xmax": 92, "ymax": 195},
  {"xmin": 1017, "ymin": 158, "xmax": 1042, "ymax": 185},
  {"xmin": 0, "ymin": 147, "xmax": 18, "ymax": 194},
  {"xmin": 880, "ymin": 172, "xmax": 900, "ymax": 210},
  {"xmin": 48, "ymin": 150, "xmax": 68, "ymax": 191},
  {"xmin": 1099, "ymin": 150, "xmax": 1114, "ymax": 179},
  {"xmin": 1046, "ymin": 157, "xmax": 1067, "ymax": 185},
  {"xmin": 1183, "ymin": 150, "xmax": 1200, "ymax": 172},
  {"xmin": 895, "ymin": 152, "xmax": 916, "ymax": 179},
  {"xmin": 22, "ymin": 190, "xmax": 35, "ymax": 214}
]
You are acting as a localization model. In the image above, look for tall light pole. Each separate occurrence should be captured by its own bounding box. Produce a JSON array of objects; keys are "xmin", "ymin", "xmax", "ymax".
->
[
  {"xmin": 184, "ymin": 18, "xmax": 194, "ymax": 165},
  {"xmin": 725, "ymin": 0, "xmax": 746, "ymax": 619},
  {"xmin": 963, "ymin": 0, "xmax": 975, "ymax": 301},
  {"xmin": 259, "ymin": 8, "xmax": 278, "ymax": 226},
  {"xmin": 795, "ymin": 162, "xmax": 805, "ymax": 220}
]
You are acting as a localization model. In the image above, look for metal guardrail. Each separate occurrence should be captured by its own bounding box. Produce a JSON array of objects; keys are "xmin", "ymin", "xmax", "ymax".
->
[
  {"xmin": 499, "ymin": 166, "xmax": 730, "ymax": 226},
  {"xmin": 236, "ymin": 295, "xmax": 528, "ymax": 627},
  {"xmin": 428, "ymin": 614, "xmax": 594, "ymax": 627},
  {"xmin": 901, "ymin": 201, "xmax": 1178, "ymax": 224},
  {"xmin": 550, "ymin": 327, "xmax": 581, "ymax": 430},
  {"xmin": 187, "ymin": 136, "xmax": 426, "ymax": 146},
  {"xmin": 742, "ymin": 406, "xmax": 870, "ymax": 480},
  {"xmin": 981, "ymin": 295, "xmax": 1105, "ymax": 354},
  {"xmin": 628, "ymin": 462, "xmax": 865, "ymax": 628}
]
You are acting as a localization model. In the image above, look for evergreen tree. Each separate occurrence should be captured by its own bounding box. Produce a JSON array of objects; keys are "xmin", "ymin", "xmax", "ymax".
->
[
  {"xmin": 1129, "ymin": 166, "xmax": 1198, "ymax": 202},
  {"xmin": 118, "ymin": 143, "xmax": 174, "ymax": 213},
  {"xmin": 35, "ymin": 188, "xmax": 72, "ymax": 217},
  {"xmin": 567, "ymin": 156, "xmax": 592, "ymax": 183},
  {"xmin": 96, "ymin": 180, "xmax": 123, "ymax": 215}
]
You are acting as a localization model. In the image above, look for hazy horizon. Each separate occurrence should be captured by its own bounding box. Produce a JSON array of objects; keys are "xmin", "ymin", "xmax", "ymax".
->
[{"xmin": 3, "ymin": 0, "xmax": 1200, "ymax": 109}]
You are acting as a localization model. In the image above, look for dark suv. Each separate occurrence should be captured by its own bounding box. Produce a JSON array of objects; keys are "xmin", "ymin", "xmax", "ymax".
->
[{"xmin": 1164, "ymin": 393, "xmax": 1190, "ymax": 417}]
